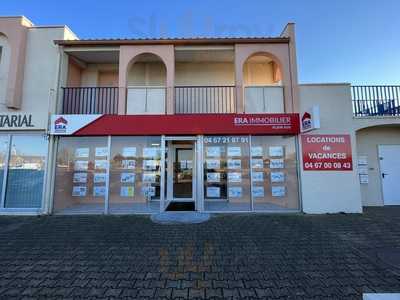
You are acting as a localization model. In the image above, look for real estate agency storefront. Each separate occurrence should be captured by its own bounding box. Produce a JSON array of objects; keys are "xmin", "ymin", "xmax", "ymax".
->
[{"xmin": 49, "ymin": 113, "xmax": 301, "ymax": 214}]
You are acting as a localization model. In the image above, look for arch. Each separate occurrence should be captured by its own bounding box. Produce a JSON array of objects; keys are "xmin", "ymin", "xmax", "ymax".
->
[
  {"xmin": 242, "ymin": 51, "xmax": 283, "ymax": 86},
  {"xmin": 0, "ymin": 31, "xmax": 9, "ymax": 39},
  {"xmin": 354, "ymin": 120, "xmax": 400, "ymax": 132},
  {"xmin": 125, "ymin": 52, "xmax": 168, "ymax": 87},
  {"xmin": 356, "ymin": 123, "xmax": 400, "ymax": 132},
  {"xmin": 355, "ymin": 124, "xmax": 400, "ymax": 207}
]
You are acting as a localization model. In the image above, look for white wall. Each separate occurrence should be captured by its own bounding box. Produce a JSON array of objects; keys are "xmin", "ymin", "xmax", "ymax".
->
[
  {"xmin": 299, "ymin": 84, "xmax": 363, "ymax": 213},
  {"xmin": 353, "ymin": 117, "xmax": 400, "ymax": 131},
  {"xmin": 80, "ymin": 64, "xmax": 118, "ymax": 86},
  {"xmin": 0, "ymin": 27, "xmax": 67, "ymax": 130},
  {"xmin": 76, "ymin": 61, "xmax": 278, "ymax": 88},
  {"xmin": 356, "ymin": 126, "xmax": 400, "ymax": 206},
  {"xmin": 175, "ymin": 62, "xmax": 235, "ymax": 86}
]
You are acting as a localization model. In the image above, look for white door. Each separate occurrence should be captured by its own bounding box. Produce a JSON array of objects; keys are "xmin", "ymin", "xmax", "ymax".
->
[
  {"xmin": 146, "ymin": 88, "xmax": 165, "ymax": 114},
  {"xmin": 378, "ymin": 145, "xmax": 400, "ymax": 205},
  {"xmin": 126, "ymin": 88, "xmax": 146, "ymax": 114},
  {"xmin": 244, "ymin": 87, "xmax": 264, "ymax": 113},
  {"xmin": 264, "ymin": 86, "xmax": 284, "ymax": 113},
  {"xmin": 126, "ymin": 88, "xmax": 165, "ymax": 114}
]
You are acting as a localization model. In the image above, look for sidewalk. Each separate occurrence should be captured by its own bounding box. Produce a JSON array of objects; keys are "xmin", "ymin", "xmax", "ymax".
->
[{"xmin": 0, "ymin": 207, "xmax": 399, "ymax": 299}]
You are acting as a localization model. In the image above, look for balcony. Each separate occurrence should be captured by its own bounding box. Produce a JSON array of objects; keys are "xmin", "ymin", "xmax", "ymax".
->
[
  {"xmin": 352, "ymin": 86, "xmax": 400, "ymax": 117},
  {"xmin": 60, "ymin": 85, "xmax": 285, "ymax": 115},
  {"xmin": 175, "ymin": 86, "xmax": 236, "ymax": 114},
  {"xmin": 61, "ymin": 87, "xmax": 118, "ymax": 114},
  {"xmin": 60, "ymin": 48, "xmax": 287, "ymax": 115}
]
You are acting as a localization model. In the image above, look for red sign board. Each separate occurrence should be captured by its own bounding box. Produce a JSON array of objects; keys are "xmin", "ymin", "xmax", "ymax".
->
[
  {"xmin": 75, "ymin": 113, "xmax": 300, "ymax": 136},
  {"xmin": 301, "ymin": 134, "xmax": 353, "ymax": 171}
]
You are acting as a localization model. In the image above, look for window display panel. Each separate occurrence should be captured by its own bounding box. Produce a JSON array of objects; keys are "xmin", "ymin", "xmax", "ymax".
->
[
  {"xmin": 204, "ymin": 136, "xmax": 250, "ymax": 211},
  {"xmin": 109, "ymin": 136, "xmax": 161, "ymax": 213},
  {"xmin": 5, "ymin": 135, "xmax": 47, "ymax": 208},
  {"xmin": 251, "ymin": 136, "xmax": 299, "ymax": 211},
  {"xmin": 54, "ymin": 137, "xmax": 108, "ymax": 213}
]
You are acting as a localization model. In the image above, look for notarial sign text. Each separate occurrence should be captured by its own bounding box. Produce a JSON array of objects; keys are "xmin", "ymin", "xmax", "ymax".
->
[
  {"xmin": 0, "ymin": 114, "xmax": 34, "ymax": 128},
  {"xmin": 301, "ymin": 134, "xmax": 353, "ymax": 171}
]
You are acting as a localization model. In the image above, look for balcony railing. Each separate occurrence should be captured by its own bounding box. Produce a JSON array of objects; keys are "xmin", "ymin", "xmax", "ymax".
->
[
  {"xmin": 175, "ymin": 86, "xmax": 236, "ymax": 114},
  {"xmin": 352, "ymin": 86, "xmax": 400, "ymax": 117},
  {"xmin": 62, "ymin": 87, "xmax": 118, "ymax": 114}
]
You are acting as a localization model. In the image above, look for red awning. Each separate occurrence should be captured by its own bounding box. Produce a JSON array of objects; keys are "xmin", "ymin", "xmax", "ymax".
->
[{"xmin": 74, "ymin": 113, "xmax": 300, "ymax": 136}]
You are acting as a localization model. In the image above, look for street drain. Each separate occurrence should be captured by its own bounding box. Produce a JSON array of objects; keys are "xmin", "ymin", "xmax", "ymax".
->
[{"xmin": 150, "ymin": 212, "xmax": 210, "ymax": 224}]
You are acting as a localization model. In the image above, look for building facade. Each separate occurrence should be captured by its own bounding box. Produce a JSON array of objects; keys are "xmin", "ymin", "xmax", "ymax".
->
[
  {"xmin": 0, "ymin": 16, "xmax": 399, "ymax": 215},
  {"xmin": 0, "ymin": 16, "xmax": 76, "ymax": 214}
]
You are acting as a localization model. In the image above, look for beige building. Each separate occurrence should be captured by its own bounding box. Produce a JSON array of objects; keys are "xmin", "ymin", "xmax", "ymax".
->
[
  {"xmin": 0, "ymin": 16, "xmax": 75, "ymax": 214},
  {"xmin": 0, "ymin": 16, "xmax": 399, "ymax": 215}
]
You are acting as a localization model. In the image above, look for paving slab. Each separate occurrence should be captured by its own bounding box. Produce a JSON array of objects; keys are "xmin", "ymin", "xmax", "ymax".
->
[{"xmin": 0, "ymin": 207, "xmax": 399, "ymax": 299}]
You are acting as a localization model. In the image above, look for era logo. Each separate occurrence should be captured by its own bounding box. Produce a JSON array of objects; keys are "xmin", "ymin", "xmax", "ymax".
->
[
  {"xmin": 301, "ymin": 112, "xmax": 312, "ymax": 131},
  {"xmin": 234, "ymin": 117, "xmax": 249, "ymax": 125},
  {"xmin": 54, "ymin": 117, "xmax": 68, "ymax": 133}
]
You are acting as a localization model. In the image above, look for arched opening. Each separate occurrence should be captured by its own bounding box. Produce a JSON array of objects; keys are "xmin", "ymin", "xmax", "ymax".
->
[
  {"xmin": 243, "ymin": 53, "xmax": 282, "ymax": 86},
  {"xmin": 356, "ymin": 125, "xmax": 400, "ymax": 207},
  {"xmin": 126, "ymin": 53, "xmax": 167, "ymax": 114},
  {"xmin": 0, "ymin": 33, "xmax": 11, "ymax": 107},
  {"xmin": 243, "ymin": 53, "xmax": 284, "ymax": 113}
]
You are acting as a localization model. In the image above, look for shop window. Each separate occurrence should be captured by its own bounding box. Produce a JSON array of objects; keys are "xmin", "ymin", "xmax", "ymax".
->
[
  {"xmin": 203, "ymin": 136, "xmax": 251, "ymax": 212},
  {"xmin": 251, "ymin": 136, "xmax": 299, "ymax": 211},
  {"xmin": 4, "ymin": 135, "xmax": 47, "ymax": 208},
  {"xmin": 109, "ymin": 136, "xmax": 161, "ymax": 213},
  {"xmin": 54, "ymin": 137, "xmax": 108, "ymax": 214}
]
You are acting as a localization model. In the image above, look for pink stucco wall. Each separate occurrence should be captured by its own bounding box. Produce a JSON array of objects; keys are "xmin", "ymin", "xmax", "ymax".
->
[
  {"xmin": 119, "ymin": 45, "xmax": 175, "ymax": 114},
  {"xmin": 0, "ymin": 17, "xmax": 30, "ymax": 109},
  {"xmin": 235, "ymin": 41, "xmax": 297, "ymax": 113}
]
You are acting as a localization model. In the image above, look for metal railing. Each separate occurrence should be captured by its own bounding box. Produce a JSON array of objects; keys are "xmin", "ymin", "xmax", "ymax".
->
[
  {"xmin": 175, "ymin": 86, "xmax": 236, "ymax": 114},
  {"xmin": 352, "ymin": 86, "xmax": 400, "ymax": 117},
  {"xmin": 62, "ymin": 87, "xmax": 118, "ymax": 114}
]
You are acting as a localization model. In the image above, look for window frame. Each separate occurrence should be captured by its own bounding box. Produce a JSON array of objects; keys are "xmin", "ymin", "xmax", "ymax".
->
[{"xmin": 0, "ymin": 132, "xmax": 48, "ymax": 213}]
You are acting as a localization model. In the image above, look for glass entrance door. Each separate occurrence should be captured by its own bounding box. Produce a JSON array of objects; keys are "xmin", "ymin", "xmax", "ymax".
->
[
  {"xmin": 162, "ymin": 137, "xmax": 199, "ymax": 211},
  {"xmin": 173, "ymin": 147, "xmax": 193, "ymax": 199}
]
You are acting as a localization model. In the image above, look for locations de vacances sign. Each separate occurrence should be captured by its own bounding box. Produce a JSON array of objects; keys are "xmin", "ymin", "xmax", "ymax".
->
[{"xmin": 301, "ymin": 134, "xmax": 353, "ymax": 171}]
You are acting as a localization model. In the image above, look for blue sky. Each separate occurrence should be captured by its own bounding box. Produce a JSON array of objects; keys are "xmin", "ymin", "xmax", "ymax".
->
[{"xmin": 2, "ymin": 0, "xmax": 400, "ymax": 85}]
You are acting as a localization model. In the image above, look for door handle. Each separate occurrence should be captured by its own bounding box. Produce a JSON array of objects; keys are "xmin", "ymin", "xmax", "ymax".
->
[{"xmin": 382, "ymin": 173, "xmax": 389, "ymax": 178}]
